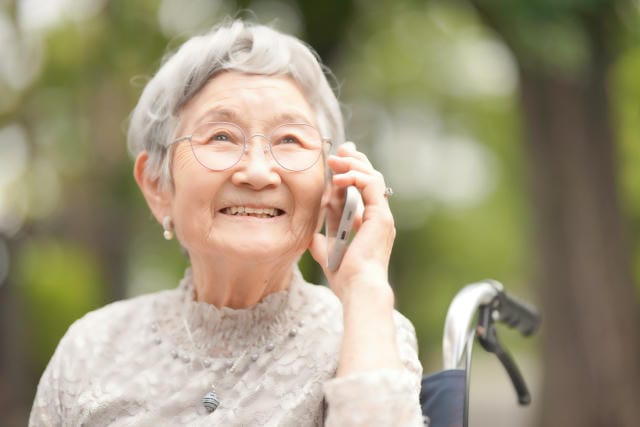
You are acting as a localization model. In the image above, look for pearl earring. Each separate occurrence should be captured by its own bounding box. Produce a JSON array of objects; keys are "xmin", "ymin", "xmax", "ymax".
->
[{"xmin": 162, "ymin": 216, "xmax": 174, "ymax": 240}]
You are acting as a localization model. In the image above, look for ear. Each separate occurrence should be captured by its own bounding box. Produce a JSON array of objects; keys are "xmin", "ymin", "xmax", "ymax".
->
[
  {"xmin": 315, "ymin": 180, "xmax": 332, "ymax": 233},
  {"xmin": 320, "ymin": 179, "xmax": 331, "ymax": 210},
  {"xmin": 134, "ymin": 151, "xmax": 172, "ymax": 224}
]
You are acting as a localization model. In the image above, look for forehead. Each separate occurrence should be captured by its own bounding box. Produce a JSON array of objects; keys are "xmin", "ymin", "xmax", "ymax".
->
[{"xmin": 178, "ymin": 71, "xmax": 315, "ymax": 132}]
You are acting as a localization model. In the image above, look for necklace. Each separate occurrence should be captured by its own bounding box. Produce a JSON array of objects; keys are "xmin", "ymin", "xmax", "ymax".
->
[
  {"xmin": 182, "ymin": 317, "xmax": 231, "ymax": 413},
  {"xmin": 149, "ymin": 278, "xmax": 302, "ymax": 415},
  {"xmin": 181, "ymin": 317, "xmax": 259, "ymax": 413},
  {"xmin": 178, "ymin": 314, "xmax": 299, "ymax": 414},
  {"xmin": 202, "ymin": 386, "xmax": 220, "ymax": 413}
]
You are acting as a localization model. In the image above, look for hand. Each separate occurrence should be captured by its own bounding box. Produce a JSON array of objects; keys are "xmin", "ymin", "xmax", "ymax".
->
[{"xmin": 309, "ymin": 142, "xmax": 396, "ymax": 304}]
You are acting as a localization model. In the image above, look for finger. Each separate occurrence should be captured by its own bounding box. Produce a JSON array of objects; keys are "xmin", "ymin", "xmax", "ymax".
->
[
  {"xmin": 327, "ymin": 155, "xmax": 375, "ymax": 175},
  {"xmin": 328, "ymin": 151, "xmax": 393, "ymax": 211},
  {"xmin": 332, "ymin": 169, "xmax": 387, "ymax": 206},
  {"xmin": 335, "ymin": 142, "xmax": 373, "ymax": 167},
  {"xmin": 352, "ymin": 202, "xmax": 364, "ymax": 231}
]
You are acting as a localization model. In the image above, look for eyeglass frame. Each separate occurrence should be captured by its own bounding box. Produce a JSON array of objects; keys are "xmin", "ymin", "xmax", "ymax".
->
[{"xmin": 169, "ymin": 121, "xmax": 333, "ymax": 172}]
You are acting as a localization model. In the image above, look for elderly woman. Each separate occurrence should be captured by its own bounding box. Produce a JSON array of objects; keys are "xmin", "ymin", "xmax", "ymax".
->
[{"xmin": 30, "ymin": 20, "xmax": 423, "ymax": 426}]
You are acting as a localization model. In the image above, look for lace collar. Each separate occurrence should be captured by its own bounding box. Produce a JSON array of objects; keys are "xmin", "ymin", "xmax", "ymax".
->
[{"xmin": 154, "ymin": 266, "xmax": 309, "ymax": 357}]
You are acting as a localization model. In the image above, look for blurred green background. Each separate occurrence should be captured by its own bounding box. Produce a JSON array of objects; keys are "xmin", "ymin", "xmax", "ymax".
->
[{"xmin": 1, "ymin": 0, "xmax": 639, "ymax": 426}]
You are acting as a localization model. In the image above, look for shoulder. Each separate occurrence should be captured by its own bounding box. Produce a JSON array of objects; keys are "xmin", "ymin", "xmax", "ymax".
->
[
  {"xmin": 31, "ymin": 289, "xmax": 179, "ymax": 420},
  {"xmin": 291, "ymin": 272, "xmax": 342, "ymax": 312},
  {"xmin": 291, "ymin": 270, "xmax": 341, "ymax": 312},
  {"xmin": 55, "ymin": 289, "xmax": 177, "ymax": 360},
  {"xmin": 293, "ymin": 279, "xmax": 343, "ymax": 332},
  {"xmin": 297, "ymin": 280, "xmax": 341, "ymax": 308},
  {"xmin": 292, "ymin": 274, "xmax": 418, "ymax": 336},
  {"xmin": 73, "ymin": 290, "xmax": 170, "ymax": 330},
  {"xmin": 292, "ymin": 277, "xmax": 417, "ymax": 349}
]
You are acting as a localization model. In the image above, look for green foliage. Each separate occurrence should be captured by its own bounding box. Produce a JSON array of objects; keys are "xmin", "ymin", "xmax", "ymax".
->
[
  {"xmin": 611, "ymin": 43, "xmax": 640, "ymax": 292},
  {"xmin": 467, "ymin": 0, "xmax": 624, "ymax": 75},
  {"xmin": 14, "ymin": 239, "xmax": 106, "ymax": 368},
  {"xmin": 125, "ymin": 212, "xmax": 191, "ymax": 297}
]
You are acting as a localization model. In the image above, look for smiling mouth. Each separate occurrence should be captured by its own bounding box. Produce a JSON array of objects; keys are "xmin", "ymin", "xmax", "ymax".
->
[{"xmin": 220, "ymin": 207, "xmax": 285, "ymax": 218}]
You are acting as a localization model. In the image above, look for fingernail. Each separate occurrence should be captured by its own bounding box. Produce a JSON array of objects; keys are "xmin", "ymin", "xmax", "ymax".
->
[{"xmin": 343, "ymin": 141, "xmax": 357, "ymax": 150}]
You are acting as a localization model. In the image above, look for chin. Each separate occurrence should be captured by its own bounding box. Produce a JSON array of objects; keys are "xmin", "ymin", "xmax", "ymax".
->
[
  {"xmin": 191, "ymin": 223, "xmax": 312, "ymax": 263},
  {"xmin": 221, "ymin": 233, "xmax": 303, "ymax": 262},
  {"xmin": 234, "ymin": 245, "xmax": 301, "ymax": 267}
]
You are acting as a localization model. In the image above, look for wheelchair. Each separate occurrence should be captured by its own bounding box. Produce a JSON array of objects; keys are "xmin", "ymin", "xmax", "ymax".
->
[{"xmin": 420, "ymin": 280, "xmax": 541, "ymax": 427}]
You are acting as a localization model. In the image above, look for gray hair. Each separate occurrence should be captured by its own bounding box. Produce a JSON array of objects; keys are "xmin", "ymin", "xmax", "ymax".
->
[{"xmin": 127, "ymin": 19, "xmax": 345, "ymax": 188}]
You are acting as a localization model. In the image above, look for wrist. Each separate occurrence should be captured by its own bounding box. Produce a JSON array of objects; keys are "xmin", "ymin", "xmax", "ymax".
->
[
  {"xmin": 339, "ymin": 279, "xmax": 395, "ymax": 311},
  {"xmin": 336, "ymin": 280, "xmax": 402, "ymax": 376}
]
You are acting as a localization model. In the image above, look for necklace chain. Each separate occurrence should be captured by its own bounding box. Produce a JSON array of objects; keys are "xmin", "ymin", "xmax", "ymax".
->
[
  {"xmin": 181, "ymin": 315, "xmax": 228, "ymax": 413},
  {"xmin": 148, "ymin": 292, "xmax": 303, "ymax": 415}
]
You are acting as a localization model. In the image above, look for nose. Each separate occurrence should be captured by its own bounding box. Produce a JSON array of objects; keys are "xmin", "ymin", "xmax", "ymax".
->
[{"xmin": 230, "ymin": 135, "xmax": 281, "ymax": 189}]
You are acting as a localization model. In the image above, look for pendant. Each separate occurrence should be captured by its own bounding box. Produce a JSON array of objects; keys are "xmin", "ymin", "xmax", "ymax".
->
[{"xmin": 202, "ymin": 389, "xmax": 220, "ymax": 413}]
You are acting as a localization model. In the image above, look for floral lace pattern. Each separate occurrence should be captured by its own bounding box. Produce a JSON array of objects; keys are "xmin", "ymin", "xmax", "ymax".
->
[{"xmin": 30, "ymin": 268, "xmax": 424, "ymax": 426}]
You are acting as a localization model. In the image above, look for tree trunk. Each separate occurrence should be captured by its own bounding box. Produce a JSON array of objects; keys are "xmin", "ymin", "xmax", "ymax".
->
[
  {"xmin": 467, "ymin": 2, "xmax": 640, "ymax": 424},
  {"xmin": 0, "ymin": 237, "xmax": 32, "ymax": 426},
  {"xmin": 518, "ymin": 56, "xmax": 640, "ymax": 426}
]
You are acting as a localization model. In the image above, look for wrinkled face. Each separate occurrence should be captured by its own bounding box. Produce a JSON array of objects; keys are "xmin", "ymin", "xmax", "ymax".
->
[{"xmin": 168, "ymin": 71, "xmax": 327, "ymax": 263}]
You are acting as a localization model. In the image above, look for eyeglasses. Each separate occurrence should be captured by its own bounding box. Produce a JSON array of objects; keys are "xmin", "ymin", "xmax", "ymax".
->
[{"xmin": 172, "ymin": 122, "xmax": 331, "ymax": 172}]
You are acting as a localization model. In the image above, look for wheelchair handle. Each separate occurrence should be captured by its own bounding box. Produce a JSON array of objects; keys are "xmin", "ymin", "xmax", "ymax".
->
[
  {"xmin": 442, "ymin": 280, "xmax": 503, "ymax": 370},
  {"xmin": 495, "ymin": 291, "xmax": 541, "ymax": 336},
  {"xmin": 439, "ymin": 280, "xmax": 541, "ymax": 426},
  {"xmin": 477, "ymin": 303, "xmax": 534, "ymax": 405},
  {"xmin": 442, "ymin": 279, "xmax": 541, "ymax": 369}
]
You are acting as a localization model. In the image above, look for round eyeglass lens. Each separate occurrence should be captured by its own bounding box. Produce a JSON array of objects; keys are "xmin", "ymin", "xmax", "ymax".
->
[
  {"xmin": 268, "ymin": 123, "xmax": 323, "ymax": 171},
  {"xmin": 189, "ymin": 122, "xmax": 245, "ymax": 171}
]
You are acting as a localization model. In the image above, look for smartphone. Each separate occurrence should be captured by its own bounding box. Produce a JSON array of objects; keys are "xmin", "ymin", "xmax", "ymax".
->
[{"xmin": 326, "ymin": 186, "xmax": 361, "ymax": 271}]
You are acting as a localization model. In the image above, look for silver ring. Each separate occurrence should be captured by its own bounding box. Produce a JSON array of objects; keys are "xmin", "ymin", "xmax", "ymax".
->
[{"xmin": 384, "ymin": 187, "xmax": 394, "ymax": 198}]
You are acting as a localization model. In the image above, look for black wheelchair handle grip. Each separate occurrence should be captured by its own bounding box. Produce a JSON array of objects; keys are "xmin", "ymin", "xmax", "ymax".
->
[
  {"xmin": 497, "ymin": 292, "xmax": 541, "ymax": 336},
  {"xmin": 476, "ymin": 305, "xmax": 534, "ymax": 406},
  {"xmin": 495, "ymin": 346, "xmax": 532, "ymax": 405}
]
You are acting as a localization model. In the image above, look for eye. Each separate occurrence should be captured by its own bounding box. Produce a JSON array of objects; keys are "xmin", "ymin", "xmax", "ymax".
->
[
  {"xmin": 198, "ymin": 124, "xmax": 243, "ymax": 145},
  {"xmin": 271, "ymin": 124, "xmax": 322, "ymax": 150},
  {"xmin": 278, "ymin": 135, "xmax": 302, "ymax": 145},
  {"xmin": 210, "ymin": 131, "xmax": 232, "ymax": 142}
]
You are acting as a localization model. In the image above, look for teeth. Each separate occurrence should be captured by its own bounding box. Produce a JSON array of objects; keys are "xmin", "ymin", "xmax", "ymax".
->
[{"xmin": 225, "ymin": 207, "xmax": 279, "ymax": 217}]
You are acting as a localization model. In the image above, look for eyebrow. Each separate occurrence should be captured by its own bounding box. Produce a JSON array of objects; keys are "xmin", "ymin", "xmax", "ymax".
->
[
  {"xmin": 194, "ymin": 108, "xmax": 238, "ymax": 126},
  {"xmin": 194, "ymin": 107, "xmax": 315, "ymax": 128}
]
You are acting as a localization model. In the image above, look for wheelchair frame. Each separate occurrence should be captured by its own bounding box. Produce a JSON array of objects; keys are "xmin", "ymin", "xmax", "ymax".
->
[{"xmin": 422, "ymin": 280, "xmax": 541, "ymax": 427}]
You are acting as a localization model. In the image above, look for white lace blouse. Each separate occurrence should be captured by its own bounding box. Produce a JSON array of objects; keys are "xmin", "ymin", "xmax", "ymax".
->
[{"xmin": 29, "ymin": 268, "xmax": 424, "ymax": 426}]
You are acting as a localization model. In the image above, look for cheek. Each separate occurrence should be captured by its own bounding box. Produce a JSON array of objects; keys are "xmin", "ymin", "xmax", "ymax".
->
[
  {"xmin": 171, "ymin": 189, "xmax": 212, "ymax": 246},
  {"xmin": 300, "ymin": 198, "xmax": 322, "ymax": 228},
  {"xmin": 172, "ymin": 147, "xmax": 199, "ymax": 175},
  {"xmin": 169, "ymin": 152, "xmax": 222, "ymax": 242},
  {"xmin": 292, "ymin": 177, "xmax": 325, "ymax": 233}
]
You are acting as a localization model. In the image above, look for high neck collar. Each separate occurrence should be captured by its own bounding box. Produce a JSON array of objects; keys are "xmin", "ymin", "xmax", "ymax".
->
[{"xmin": 155, "ymin": 266, "xmax": 308, "ymax": 358}]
